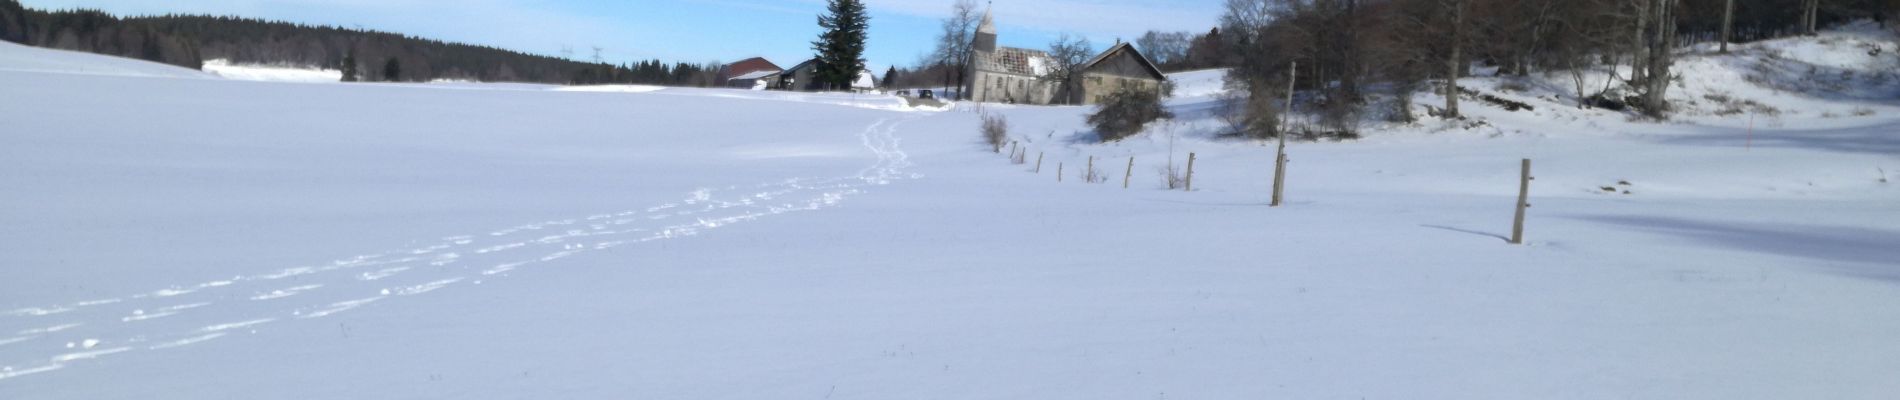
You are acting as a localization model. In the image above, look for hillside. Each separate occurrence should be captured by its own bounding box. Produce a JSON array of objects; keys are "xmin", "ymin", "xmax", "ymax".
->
[
  {"xmin": 0, "ymin": 0, "xmax": 641, "ymax": 83},
  {"xmin": 2, "ymin": 23, "xmax": 1897, "ymax": 400}
]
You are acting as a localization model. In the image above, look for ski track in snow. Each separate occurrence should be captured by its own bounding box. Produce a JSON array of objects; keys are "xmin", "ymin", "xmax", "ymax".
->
[{"xmin": 0, "ymin": 116, "xmax": 919, "ymax": 381}]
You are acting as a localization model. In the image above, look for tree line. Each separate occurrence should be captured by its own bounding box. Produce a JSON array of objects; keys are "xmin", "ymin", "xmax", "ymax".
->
[
  {"xmin": 1203, "ymin": 0, "xmax": 1897, "ymax": 138},
  {"xmin": 0, "ymin": 0, "xmax": 721, "ymax": 85}
]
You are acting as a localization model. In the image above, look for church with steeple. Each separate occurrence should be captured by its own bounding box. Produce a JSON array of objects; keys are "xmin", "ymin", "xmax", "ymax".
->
[
  {"xmin": 964, "ymin": 6, "xmax": 1169, "ymax": 106},
  {"xmin": 965, "ymin": 6, "xmax": 1059, "ymax": 104}
]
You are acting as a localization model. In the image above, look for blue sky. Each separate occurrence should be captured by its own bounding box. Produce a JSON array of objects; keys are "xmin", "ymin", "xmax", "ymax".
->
[{"xmin": 20, "ymin": 0, "xmax": 1223, "ymax": 71}]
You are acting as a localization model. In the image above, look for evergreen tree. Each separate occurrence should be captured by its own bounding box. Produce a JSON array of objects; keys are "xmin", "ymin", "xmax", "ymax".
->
[
  {"xmin": 811, "ymin": 0, "xmax": 869, "ymax": 91},
  {"xmin": 340, "ymin": 52, "xmax": 358, "ymax": 82},
  {"xmin": 383, "ymin": 58, "xmax": 401, "ymax": 82},
  {"xmin": 881, "ymin": 66, "xmax": 898, "ymax": 89}
]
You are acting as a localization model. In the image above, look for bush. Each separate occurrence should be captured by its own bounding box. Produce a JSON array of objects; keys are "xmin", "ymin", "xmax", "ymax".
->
[
  {"xmin": 981, "ymin": 113, "xmax": 1009, "ymax": 152},
  {"xmin": 1089, "ymin": 87, "xmax": 1174, "ymax": 142},
  {"xmin": 1158, "ymin": 165, "xmax": 1185, "ymax": 189}
]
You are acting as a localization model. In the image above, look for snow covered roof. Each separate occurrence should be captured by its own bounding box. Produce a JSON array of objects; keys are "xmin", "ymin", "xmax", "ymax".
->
[
  {"xmin": 976, "ymin": 47, "xmax": 1053, "ymax": 77},
  {"xmin": 729, "ymin": 70, "xmax": 779, "ymax": 81}
]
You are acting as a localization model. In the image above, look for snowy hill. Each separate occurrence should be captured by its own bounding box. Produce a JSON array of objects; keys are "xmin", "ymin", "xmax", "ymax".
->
[
  {"xmin": 2, "ymin": 25, "xmax": 1898, "ymax": 399},
  {"xmin": 0, "ymin": 41, "xmax": 211, "ymax": 79}
]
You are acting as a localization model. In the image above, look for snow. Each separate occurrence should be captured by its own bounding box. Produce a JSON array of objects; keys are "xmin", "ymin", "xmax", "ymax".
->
[
  {"xmin": 2, "ymin": 28, "xmax": 1899, "ymax": 399},
  {"xmin": 201, "ymin": 59, "xmax": 343, "ymax": 83},
  {"xmin": 0, "ymin": 41, "xmax": 209, "ymax": 79}
]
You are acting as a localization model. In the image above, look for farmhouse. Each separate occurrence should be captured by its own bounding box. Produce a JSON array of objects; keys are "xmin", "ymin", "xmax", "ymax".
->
[{"xmin": 1073, "ymin": 42, "xmax": 1168, "ymax": 105}]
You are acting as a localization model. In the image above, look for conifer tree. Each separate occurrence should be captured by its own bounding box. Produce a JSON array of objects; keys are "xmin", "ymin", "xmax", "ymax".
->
[
  {"xmin": 811, "ymin": 0, "xmax": 869, "ymax": 91},
  {"xmin": 340, "ymin": 52, "xmax": 358, "ymax": 82},
  {"xmin": 383, "ymin": 58, "xmax": 401, "ymax": 82}
]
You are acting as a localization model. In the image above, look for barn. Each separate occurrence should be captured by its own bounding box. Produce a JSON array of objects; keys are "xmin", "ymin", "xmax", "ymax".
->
[{"xmin": 717, "ymin": 57, "xmax": 782, "ymax": 90}]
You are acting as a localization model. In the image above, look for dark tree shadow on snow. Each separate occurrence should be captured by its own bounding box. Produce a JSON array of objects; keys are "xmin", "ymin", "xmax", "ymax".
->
[
  {"xmin": 1658, "ymin": 120, "xmax": 1900, "ymax": 157},
  {"xmin": 1575, "ymin": 215, "xmax": 1900, "ymax": 283},
  {"xmin": 1419, "ymin": 224, "xmax": 1512, "ymax": 243}
]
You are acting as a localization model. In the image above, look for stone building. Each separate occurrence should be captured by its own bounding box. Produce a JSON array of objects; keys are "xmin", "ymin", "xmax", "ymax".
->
[{"xmin": 965, "ymin": 8, "xmax": 1165, "ymax": 105}]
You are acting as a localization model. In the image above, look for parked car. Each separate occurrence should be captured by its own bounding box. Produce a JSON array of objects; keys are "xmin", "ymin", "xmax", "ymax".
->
[{"xmin": 919, "ymin": 90, "xmax": 935, "ymax": 100}]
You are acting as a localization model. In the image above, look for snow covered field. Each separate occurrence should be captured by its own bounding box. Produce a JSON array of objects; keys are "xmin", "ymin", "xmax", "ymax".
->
[{"xmin": 2, "ymin": 27, "xmax": 1898, "ymax": 399}]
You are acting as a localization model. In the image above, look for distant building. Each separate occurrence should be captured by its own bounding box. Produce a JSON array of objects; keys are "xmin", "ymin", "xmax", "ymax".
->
[
  {"xmin": 1073, "ymin": 42, "xmax": 1168, "ymax": 105},
  {"xmin": 774, "ymin": 58, "xmax": 878, "ymax": 93},
  {"xmin": 774, "ymin": 59, "xmax": 822, "ymax": 91},
  {"xmin": 965, "ymin": 7, "xmax": 1165, "ymax": 105},
  {"xmin": 718, "ymin": 57, "xmax": 782, "ymax": 90}
]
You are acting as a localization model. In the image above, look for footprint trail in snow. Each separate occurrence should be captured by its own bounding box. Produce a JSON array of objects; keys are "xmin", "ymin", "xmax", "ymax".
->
[{"xmin": 0, "ymin": 116, "xmax": 919, "ymax": 381}]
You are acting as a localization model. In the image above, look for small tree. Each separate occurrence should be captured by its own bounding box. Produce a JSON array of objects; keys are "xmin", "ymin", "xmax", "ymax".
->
[
  {"xmin": 383, "ymin": 58, "xmax": 401, "ymax": 82},
  {"xmin": 1088, "ymin": 87, "xmax": 1173, "ymax": 142},
  {"xmin": 340, "ymin": 52, "xmax": 358, "ymax": 82},
  {"xmin": 1041, "ymin": 34, "xmax": 1094, "ymax": 104},
  {"xmin": 980, "ymin": 113, "xmax": 1008, "ymax": 152}
]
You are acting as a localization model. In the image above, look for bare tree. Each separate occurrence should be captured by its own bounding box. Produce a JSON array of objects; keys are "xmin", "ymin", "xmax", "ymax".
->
[
  {"xmin": 1640, "ymin": 0, "xmax": 1677, "ymax": 118},
  {"xmin": 1720, "ymin": 0, "xmax": 1735, "ymax": 53},
  {"xmin": 1445, "ymin": 0, "xmax": 1466, "ymax": 118},
  {"xmin": 1136, "ymin": 31, "xmax": 1192, "ymax": 67},
  {"xmin": 929, "ymin": 0, "xmax": 981, "ymax": 100},
  {"xmin": 1041, "ymin": 33, "xmax": 1095, "ymax": 105}
]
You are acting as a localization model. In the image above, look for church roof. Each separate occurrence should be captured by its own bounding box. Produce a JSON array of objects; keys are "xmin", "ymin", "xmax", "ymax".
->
[{"xmin": 975, "ymin": 47, "xmax": 1051, "ymax": 77}]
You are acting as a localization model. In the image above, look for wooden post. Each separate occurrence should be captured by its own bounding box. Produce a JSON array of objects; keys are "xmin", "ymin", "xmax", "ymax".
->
[
  {"xmin": 1058, "ymin": 163, "xmax": 1064, "ymax": 183},
  {"xmin": 1035, "ymin": 152, "xmax": 1044, "ymax": 173},
  {"xmin": 1273, "ymin": 61, "xmax": 1294, "ymax": 207},
  {"xmin": 1184, "ymin": 153, "xmax": 1197, "ymax": 192},
  {"xmin": 1009, "ymin": 141, "xmax": 1019, "ymax": 160},
  {"xmin": 1123, "ymin": 156, "xmax": 1135, "ymax": 189},
  {"xmin": 1510, "ymin": 158, "xmax": 1532, "ymax": 245},
  {"xmin": 1087, "ymin": 156, "xmax": 1095, "ymax": 183}
]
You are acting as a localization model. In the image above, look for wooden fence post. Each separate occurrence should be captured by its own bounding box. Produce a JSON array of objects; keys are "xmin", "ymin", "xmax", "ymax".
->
[
  {"xmin": 1010, "ymin": 141, "xmax": 1019, "ymax": 160},
  {"xmin": 1273, "ymin": 61, "xmax": 1295, "ymax": 207},
  {"xmin": 1087, "ymin": 156, "xmax": 1095, "ymax": 183},
  {"xmin": 1511, "ymin": 158, "xmax": 1532, "ymax": 245},
  {"xmin": 1123, "ymin": 156, "xmax": 1135, "ymax": 189},
  {"xmin": 1185, "ymin": 153, "xmax": 1197, "ymax": 192},
  {"xmin": 1271, "ymin": 151, "xmax": 1287, "ymax": 207},
  {"xmin": 1058, "ymin": 163, "xmax": 1064, "ymax": 183},
  {"xmin": 1035, "ymin": 152, "xmax": 1044, "ymax": 173}
]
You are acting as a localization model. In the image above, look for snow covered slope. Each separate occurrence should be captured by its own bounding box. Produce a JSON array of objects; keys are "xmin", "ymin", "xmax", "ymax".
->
[
  {"xmin": 2, "ymin": 27, "xmax": 1898, "ymax": 400},
  {"xmin": 0, "ymin": 42, "xmax": 210, "ymax": 79}
]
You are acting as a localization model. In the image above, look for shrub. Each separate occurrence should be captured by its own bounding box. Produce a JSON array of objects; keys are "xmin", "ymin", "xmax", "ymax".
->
[
  {"xmin": 1157, "ymin": 165, "xmax": 1185, "ymax": 189},
  {"xmin": 1089, "ymin": 87, "xmax": 1174, "ymax": 142},
  {"xmin": 980, "ymin": 113, "xmax": 1008, "ymax": 152}
]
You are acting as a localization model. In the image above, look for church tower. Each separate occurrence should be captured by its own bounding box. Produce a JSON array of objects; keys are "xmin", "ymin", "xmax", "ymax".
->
[{"xmin": 973, "ymin": 5, "xmax": 997, "ymax": 54}]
